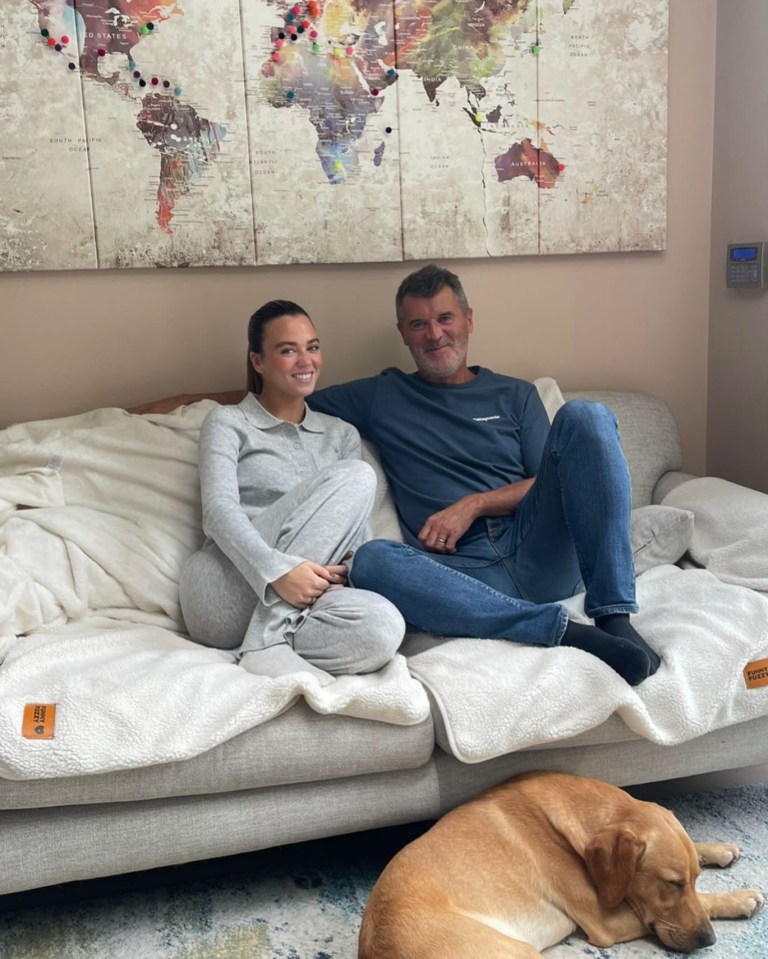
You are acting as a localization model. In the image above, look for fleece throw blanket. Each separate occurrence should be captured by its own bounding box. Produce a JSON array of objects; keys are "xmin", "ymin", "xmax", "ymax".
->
[
  {"xmin": 407, "ymin": 565, "xmax": 768, "ymax": 763},
  {"xmin": 0, "ymin": 624, "xmax": 429, "ymax": 780},
  {"xmin": 662, "ymin": 476, "xmax": 768, "ymax": 593},
  {"xmin": 0, "ymin": 403, "xmax": 214, "ymax": 635}
]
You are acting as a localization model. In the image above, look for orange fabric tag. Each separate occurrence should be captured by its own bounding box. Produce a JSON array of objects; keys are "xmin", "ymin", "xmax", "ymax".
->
[
  {"xmin": 22, "ymin": 703, "xmax": 57, "ymax": 740},
  {"xmin": 743, "ymin": 659, "xmax": 768, "ymax": 690}
]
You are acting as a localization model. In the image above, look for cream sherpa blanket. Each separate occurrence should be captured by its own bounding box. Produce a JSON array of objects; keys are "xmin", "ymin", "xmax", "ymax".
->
[{"xmin": 408, "ymin": 565, "xmax": 768, "ymax": 763}]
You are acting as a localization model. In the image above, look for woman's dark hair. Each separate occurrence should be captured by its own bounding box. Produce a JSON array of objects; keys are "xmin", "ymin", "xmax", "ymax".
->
[{"xmin": 246, "ymin": 299, "xmax": 311, "ymax": 394}]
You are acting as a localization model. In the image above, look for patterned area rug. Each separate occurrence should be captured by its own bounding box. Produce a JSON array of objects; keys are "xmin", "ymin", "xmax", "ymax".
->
[{"xmin": 1, "ymin": 782, "xmax": 766, "ymax": 959}]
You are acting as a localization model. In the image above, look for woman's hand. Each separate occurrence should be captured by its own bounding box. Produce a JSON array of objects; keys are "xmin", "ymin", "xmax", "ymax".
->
[{"xmin": 271, "ymin": 561, "xmax": 348, "ymax": 608}]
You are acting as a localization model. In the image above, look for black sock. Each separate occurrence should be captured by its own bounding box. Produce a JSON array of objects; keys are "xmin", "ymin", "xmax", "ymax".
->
[
  {"xmin": 561, "ymin": 621, "xmax": 651, "ymax": 686},
  {"xmin": 595, "ymin": 614, "xmax": 661, "ymax": 675}
]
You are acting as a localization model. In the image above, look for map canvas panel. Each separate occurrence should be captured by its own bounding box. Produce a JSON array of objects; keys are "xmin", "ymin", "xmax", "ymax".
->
[
  {"xmin": 0, "ymin": 3, "xmax": 96, "ymax": 270},
  {"xmin": 398, "ymin": 0, "xmax": 539, "ymax": 260},
  {"xmin": 242, "ymin": 0, "xmax": 403, "ymax": 265},
  {"xmin": 480, "ymin": 18, "xmax": 543, "ymax": 259},
  {"xmin": 79, "ymin": 0, "xmax": 256, "ymax": 269},
  {"xmin": 536, "ymin": 0, "xmax": 668, "ymax": 254}
]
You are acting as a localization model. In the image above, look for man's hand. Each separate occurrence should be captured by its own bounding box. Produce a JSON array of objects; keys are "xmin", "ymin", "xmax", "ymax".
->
[
  {"xmin": 271, "ymin": 561, "xmax": 348, "ymax": 608},
  {"xmin": 419, "ymin": 497, "xmax": 479, "ymax": 553},
  {"xmin": 418, "ymin": 478, "xmax": 537, "ymax": 553}
]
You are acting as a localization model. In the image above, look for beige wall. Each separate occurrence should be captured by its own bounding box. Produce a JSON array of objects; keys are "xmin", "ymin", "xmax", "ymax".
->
[
  {"xmin": 1, "ymin": 1, "xmax": 716, "ymax": 475},
  {"xmin": 707, "ymin": 0, "xmax": 768, "ymax": 492}
]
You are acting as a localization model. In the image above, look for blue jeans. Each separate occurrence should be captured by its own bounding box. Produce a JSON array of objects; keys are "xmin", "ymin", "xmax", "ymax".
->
[{"xmin": 350, "ymin": 400, "xmax": 638, "ymax": 647}]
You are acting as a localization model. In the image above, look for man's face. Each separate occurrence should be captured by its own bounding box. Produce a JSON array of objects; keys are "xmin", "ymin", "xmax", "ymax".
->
[{"xmin": 397, "ymin": 286, "xmax": 474, "ymax": 384}]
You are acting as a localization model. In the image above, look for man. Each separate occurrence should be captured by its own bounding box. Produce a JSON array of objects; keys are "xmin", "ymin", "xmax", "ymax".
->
[{"xmin": 309, "ymin": 264, "xmax": 660, "ymax": 686}]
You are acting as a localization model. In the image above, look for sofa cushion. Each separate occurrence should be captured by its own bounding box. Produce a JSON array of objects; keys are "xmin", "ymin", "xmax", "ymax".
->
[{"xmin": 0, "ymin": 701, "xmax": 434, "ymax": 810}]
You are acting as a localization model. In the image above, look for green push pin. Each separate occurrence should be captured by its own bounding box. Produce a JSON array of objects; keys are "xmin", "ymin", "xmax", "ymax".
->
[{"xmin": 532, "ymin": 43, "xmax": 542, "ymax": 55}]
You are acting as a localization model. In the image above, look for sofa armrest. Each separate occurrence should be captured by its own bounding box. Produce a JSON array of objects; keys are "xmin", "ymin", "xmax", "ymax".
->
[{"xmin": 652, "ymin": 470, "xmax": 699, "ymax": 505}]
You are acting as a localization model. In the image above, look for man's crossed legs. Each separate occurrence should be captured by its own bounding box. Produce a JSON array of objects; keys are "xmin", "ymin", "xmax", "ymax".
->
[{"xmin": 351, "ymin": 401, "xmax": 661, "ymax": 686}]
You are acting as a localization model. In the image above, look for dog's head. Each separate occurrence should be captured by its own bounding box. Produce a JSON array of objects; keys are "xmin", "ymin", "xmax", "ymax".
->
[{"xmin": 584, "ymin": 803, "xmax": 716, "ymax": 952}]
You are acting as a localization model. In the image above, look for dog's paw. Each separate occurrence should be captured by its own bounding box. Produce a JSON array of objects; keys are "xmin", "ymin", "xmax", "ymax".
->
[
  {"xmin": 697, "ymin": 842, "xmax": 741, "ymax": 867},
  {"xmin": 728, "ymin": 889, "xmax": 763, "ymax": 918}
]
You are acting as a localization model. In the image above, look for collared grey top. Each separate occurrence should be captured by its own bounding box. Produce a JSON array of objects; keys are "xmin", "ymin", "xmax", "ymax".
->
[{"xmin": 198, "ymin": 392, "xmax": 362, "ymax": 602}]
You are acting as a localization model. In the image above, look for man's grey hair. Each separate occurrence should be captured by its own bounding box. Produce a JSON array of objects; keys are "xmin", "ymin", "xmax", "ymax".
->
[{"xmin": 395, "ymin": 264, "xmax": 470, "ymax": 324}]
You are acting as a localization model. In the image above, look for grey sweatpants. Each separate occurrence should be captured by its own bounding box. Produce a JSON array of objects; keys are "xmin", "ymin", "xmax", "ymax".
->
[{"xmin": 179, "ymin": 460, "xmax": 405, "ymax": 674}]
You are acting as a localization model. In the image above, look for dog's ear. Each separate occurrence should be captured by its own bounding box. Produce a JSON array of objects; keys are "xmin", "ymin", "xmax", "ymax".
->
[{"xmin": 584, "ymin": 825, "xmax": 646, "ymax": 908}]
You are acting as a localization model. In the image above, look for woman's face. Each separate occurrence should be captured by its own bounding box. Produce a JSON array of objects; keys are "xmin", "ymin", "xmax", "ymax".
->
[{"xmin": 250, "ymin": 313, "xmax": 323, "ymax": 403}]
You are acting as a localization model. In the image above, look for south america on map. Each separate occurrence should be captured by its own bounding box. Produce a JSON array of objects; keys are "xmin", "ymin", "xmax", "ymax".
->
[{"xmin": 0, "ymin": 0, "xmax": 668, "ymax": 271}]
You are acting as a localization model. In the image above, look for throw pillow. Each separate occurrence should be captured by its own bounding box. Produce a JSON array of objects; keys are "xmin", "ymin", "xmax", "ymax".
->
[
  {"xmin": 533, "ymin": 377, "xmax": 566, "ymax": 422},
  {"xmin": 631, "ymin": 505, "xmax": 694, "ymax": 575}
]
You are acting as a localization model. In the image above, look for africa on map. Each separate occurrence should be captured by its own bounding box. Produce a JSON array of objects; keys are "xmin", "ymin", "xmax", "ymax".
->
[{"xmin": 0, "ymin": 0, "xmax": 668, "ymax": 271}]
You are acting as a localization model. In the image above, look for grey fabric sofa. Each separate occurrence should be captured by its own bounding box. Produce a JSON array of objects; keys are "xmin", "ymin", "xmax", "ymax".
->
[{"xmin": 2, "ymin": 390, "xmax": 767, "ymax": 898}]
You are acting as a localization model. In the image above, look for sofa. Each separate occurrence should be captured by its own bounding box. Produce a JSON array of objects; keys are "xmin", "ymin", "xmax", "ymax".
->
[{"xmin": 1, "ymin": 384, "xmax": 768, "ymax": 899}]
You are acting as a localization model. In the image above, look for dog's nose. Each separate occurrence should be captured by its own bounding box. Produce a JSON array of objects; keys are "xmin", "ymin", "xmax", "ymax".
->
[{"xmin": 695, "ymin": 925, "xmax": 717, "ymax": 949}]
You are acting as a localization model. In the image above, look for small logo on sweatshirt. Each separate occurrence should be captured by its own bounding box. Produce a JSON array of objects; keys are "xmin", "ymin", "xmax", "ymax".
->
[{"xmin": 472, "ymin": 415, "xmax": 501, "ymax": 422}]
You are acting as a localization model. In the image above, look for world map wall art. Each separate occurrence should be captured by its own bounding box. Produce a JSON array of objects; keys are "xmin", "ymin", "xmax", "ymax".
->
[{"xmin": 0, "ymin": 0, "xmax": 668, "ymax": 271}]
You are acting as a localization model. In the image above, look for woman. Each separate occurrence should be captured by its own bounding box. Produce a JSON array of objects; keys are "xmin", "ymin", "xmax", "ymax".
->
[{"xmin": 179, "ymin": 300, "xmax": 405, "ymax": 680}]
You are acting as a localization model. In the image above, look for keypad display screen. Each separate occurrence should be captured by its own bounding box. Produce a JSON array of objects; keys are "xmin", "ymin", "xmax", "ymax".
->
[{"xmin": 730, "ymin": 246, "xmax": 759, "ymax": 261}]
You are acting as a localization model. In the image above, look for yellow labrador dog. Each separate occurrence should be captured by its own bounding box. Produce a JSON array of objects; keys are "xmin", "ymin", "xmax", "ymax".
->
[{"xmin": 359, "ymin": 771, "xmax": 763, "ymax": 958}]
